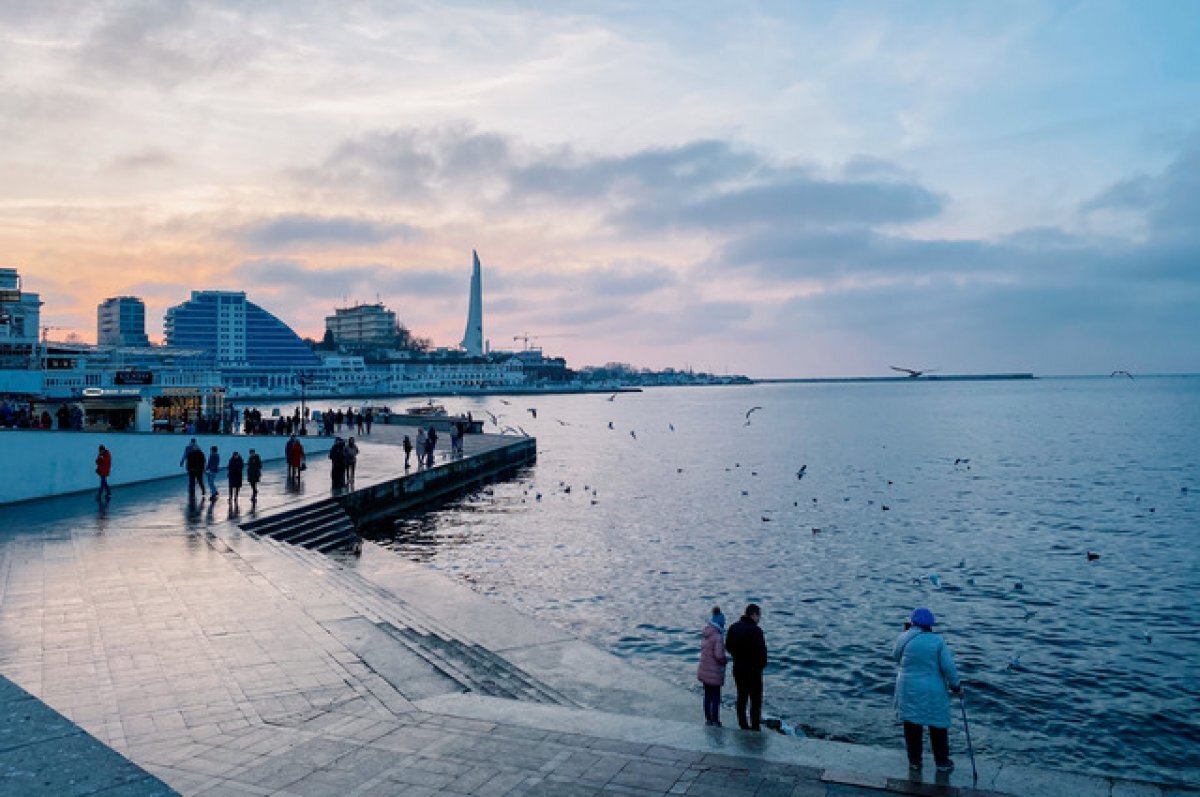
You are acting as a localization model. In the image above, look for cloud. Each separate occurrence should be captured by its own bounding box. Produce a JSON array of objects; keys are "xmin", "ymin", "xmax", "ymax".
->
[
  {"xmin": 300, "ymin": 126, "xmax": 940, "ymax": 236},
  {"xmin": 107, "ymin": 147, "xmax": 176, "ymax": 173},
  {"xmin": 1083, "ymin": 137, "xmax": 1200, "ymax": 233},
  {"xmin": 234, "ymin": 215, "xmax": 422, "ymax": 249},
  {"xmin": 238, "ymin": 260, "xmax": 461, "ymax": 299}
]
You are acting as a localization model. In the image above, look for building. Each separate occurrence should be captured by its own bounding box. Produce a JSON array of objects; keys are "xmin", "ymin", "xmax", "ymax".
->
[
  {"xmin": 164, "ymin": 291, "xmax": 319, "ymax": 368},
  {"xmin": 460, "ymin": 250, "xmax": 484, "ymax": 357},
  {"xmin": 325, "ymin": 303, "xmax": 397, "ymax": 348},
  {"xmin": 97, "ymin": 296, "xmax": 150, "ymax": 347}
]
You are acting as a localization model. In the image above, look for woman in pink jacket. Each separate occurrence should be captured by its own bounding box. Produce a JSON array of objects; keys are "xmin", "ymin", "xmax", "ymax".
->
[{"xmin": 696, "ymin": 606, "xmax": 728, "ymax": 726}]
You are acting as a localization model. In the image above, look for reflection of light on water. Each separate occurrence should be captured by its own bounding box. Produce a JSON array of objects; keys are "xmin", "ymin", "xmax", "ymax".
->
[{"xmin": 364, "ymin": 381, "xmax": 1199, "ymax": 785}]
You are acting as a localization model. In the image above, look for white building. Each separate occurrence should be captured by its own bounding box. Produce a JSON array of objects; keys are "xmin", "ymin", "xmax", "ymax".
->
[{"xmin": 325, "ymin": 303, "xmax": 397, "ymax": 347}]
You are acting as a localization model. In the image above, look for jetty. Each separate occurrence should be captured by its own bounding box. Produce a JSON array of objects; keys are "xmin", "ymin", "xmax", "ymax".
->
[{"xmin": 0, "ymin": 429, "xmax": 1194, "ymax": 796}]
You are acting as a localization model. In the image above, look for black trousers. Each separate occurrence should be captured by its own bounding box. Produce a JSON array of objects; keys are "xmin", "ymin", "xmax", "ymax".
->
[
  {"xmin": 903, "ymin": 721, "xmax": 950, "ymax": 766},
  {"xmin": 733, "ymin": 668, "xmax": 762, "ymax": 730}
]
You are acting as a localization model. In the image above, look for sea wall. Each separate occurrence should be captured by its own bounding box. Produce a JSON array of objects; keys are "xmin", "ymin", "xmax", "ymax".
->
[
  {"xmin": 0, "ymin": 430, "xmax": 334, "ymax": 505},
  {"xmin": 341, "ymin": 436, "xmax": 536, "ymax": 526}
]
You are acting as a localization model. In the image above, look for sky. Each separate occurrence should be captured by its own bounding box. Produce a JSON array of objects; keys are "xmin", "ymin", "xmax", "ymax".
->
[{"xmin": 2, "ymin": 0, "xmax": 1198, "ymax": 377}]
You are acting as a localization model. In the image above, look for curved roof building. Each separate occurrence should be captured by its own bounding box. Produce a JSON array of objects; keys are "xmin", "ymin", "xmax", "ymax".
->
[{"xmin": 164, "ymin": 291, "xmax": 319, "ymax": 368}]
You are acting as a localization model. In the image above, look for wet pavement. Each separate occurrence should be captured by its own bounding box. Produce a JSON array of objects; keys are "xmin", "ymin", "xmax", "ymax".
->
[{"xmin": 0, "ymin": 431, "xmax": 1193, "ymax": 796}]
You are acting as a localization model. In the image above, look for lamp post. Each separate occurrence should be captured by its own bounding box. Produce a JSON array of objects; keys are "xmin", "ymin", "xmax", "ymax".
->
[{"xmin": 298, "ymin": 373, "xmax": 310, "ymax": 435}]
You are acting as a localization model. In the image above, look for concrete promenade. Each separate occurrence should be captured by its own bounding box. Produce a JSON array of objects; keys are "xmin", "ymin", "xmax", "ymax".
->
[{"xmin": 1, "ymin": 433, "xmax": 1195, "ymax": 796}]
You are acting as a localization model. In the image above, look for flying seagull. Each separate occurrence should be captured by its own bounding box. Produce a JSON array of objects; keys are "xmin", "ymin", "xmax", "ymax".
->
[
  {"xmin": 629, "ymin": 430, "xmax": 637, "ymax": 440},
  {"xmin": 527, "ymin": 408, "xmax": 537, "ymax": 418},
  {"xmin": 745, "ymin": 406, "xmax": 763, "ymax": 421},
  {"xmin": 1110, "ymin": 370, "xmax": 1135, "ymax": 379},
  {"xmin": 890, "ymin": 366, "xmax": 938, "ymax": 378},
  {"xmin": 484, "ymin": 410, "xmax": 499, "ymax": 427},
  {"xmin": 607, "ymin": 393, "xmax": 618, "ymax": 402}
]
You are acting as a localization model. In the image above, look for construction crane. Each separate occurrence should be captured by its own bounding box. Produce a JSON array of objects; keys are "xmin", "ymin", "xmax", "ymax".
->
[{"xmin": 512, "ymin": 332, "xmax": 576, "ymax": 352}]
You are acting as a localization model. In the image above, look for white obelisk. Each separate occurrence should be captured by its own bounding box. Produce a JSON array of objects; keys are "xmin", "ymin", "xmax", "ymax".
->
[{"xmin": 460, "ymin": 250, "xmax": 484, "ymax": 356}]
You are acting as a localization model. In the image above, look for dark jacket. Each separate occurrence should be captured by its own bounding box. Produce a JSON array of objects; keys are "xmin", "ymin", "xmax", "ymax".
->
[
  {"xmin": 227, "ymin": 454, "xmax": 244, "ymax": 487},
  {"xmin": 726, "ymin": 616, "xmax": 767, "ymax": 673},
  {"xmin": 186, "ymin": 447, "xmax": 206, "ymax": 475},
  {"xmin": 247, "ymin": 454, "xmax": 262, "ymax": 483}
]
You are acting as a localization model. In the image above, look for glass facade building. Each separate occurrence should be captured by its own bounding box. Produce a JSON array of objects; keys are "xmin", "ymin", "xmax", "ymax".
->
[
  {"xmin": 164, "ymin": 291, "xmax": 319, "ymax": 368},
  {"xmin": 97, "ymin": 296, "xmax": 150, "ymax": 347}
]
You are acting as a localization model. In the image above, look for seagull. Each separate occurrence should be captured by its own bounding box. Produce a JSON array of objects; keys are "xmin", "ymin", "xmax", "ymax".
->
[
  {"xmin": 891, "ymin": 366, "xmax": 938, "ymax": 378},
  {"xmin": 607, "ymin": 421, "xmax": 614, "ymax": 430},
  {"xmin": 527, "ymin": 408, "xmax": 537, "ymax": 418},
  {"xmin": 555, "ymin": 418, "xmax": 570, "ymax": 426},
  {"xmin": 954, "ymin": 458, "xmax": 971, "ymax": 466},
  {"xmin": 629, "ymin": 430, "xmax": 637, "ymax": 439},
  {"xmin": 796, "ymin": 465, "xmax": 807, "ymax": 480},
  {"xmin": 1086, "ymin": 551, "xmax": 1100, "ymax": 561},
  {"xmin": 1110, "ymin": 370, "xmax": 1135, "ymax": 379},
  {"xmin": 607, "ymin": 393, "xmax": 617, "ymax": 402},
  {"xmin": 668, "ymin": 423, "xmax": 675, "ymax": 431},
  {"xmin": 761, "ymin": 516, "xmax": 771, "ymax": 522},
  {"xmin": 1007, "ymin": 655, "xmax": 1022, "ymax": 671},
  {"xmin": 1144, "ymin": 631, "xmax": 1153, "ymax": 644},
  {"xmin": 881, "ymin": 505, "xmax": 891, "ymax": 511},
  {"xmin": 484, "ymin": 410, "xmax": 499, "ymax": 426},
  {"xmin": 745, "ymin": 406, "xmax": 763, "ymax": 422},
  {"xmin": 1014, "ymin": 581, "xmax": 1024, "ymax": 590},
  {"xmin": 499, "ymin": 399, "xmax": 510, "ymax": 405}
]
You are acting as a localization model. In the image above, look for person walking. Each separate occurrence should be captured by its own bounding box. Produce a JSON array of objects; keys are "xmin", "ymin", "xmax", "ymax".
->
[
  {"xmin": 285, "ymin": 435, "xmax": 304, "ymax": 481},
  {"xmin": 345, "ymin": 437, "xmax": 359, "ymax": 485},
  {"xmin": 364, "ymin": 409, "xmax": 373, "ymax": 435},
  {"xmin": 415, "ymin": 428, "xmax": 426, "ymax": 468},
  {"xmin": 205, "ymin": 446, "xmax": 221, "ymax": 500},
  {"xmin": 184, "ymin": 439, "xmax": 207, "ymax": 498},
  {"xmin": 329, "ymin": 437, "xmax": 347, "ymax": 490},
  {"xmin": 893, "ymin": 607, "xmax": 962, "ymax": 774},
  {"xmin": 247, "ymin": 448, "xmax": 263, "ymax": 500},
  {"xmin": 697, "ymin": 606, "xmax": 728, "ymax": 726},
  {"xmin": 725, "ymin": 603, "xmax": 767, "ymax": 731},
  {"xmin": 227, "ymin": 451, "xmax": 244, "ymax": 503},
  {"xmin": 402, "ymin": 434, "xmax": 413, "ymax": 469},
  {"xmin": 95, "ymin": 445, "xmax": 113, "ymax": 500},
  {"xmin": 426, "ymin": 428, "xmax": 438, "ymax": 468}
]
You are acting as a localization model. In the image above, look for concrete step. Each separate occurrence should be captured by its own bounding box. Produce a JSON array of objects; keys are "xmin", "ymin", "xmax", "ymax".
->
[
  {"xmin": 263, "ymin": 541, "xmax": 576, "ymax": 706},
  {"xmin": 241, "ymin": 500, "xmax": 361, "ymax": 553},
  {"xmin": 412, "ymin": 693, "xmax": 1189, "ymax": 797}
]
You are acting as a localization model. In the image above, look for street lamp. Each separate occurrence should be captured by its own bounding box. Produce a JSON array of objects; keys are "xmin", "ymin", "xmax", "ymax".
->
[{"xmin": 298, "ymin": 373, "xmax": 311, "ymax": 435}]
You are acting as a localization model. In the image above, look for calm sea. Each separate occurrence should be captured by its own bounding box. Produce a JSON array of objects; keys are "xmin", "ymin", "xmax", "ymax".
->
[{"xmin": 366, "ymin": 377, "xmax": 1199, "ymax": 785}]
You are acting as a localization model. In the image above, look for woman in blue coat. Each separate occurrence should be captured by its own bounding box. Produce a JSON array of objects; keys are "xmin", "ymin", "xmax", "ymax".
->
[{"xmin": 892, "ymin": 607, "xmax": 961, "ymax": 773}]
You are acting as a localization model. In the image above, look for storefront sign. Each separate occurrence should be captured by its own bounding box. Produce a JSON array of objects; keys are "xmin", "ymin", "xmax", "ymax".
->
[{"xmin": 115, "ymin": 370, "xmax": 154, "ymax": 385}]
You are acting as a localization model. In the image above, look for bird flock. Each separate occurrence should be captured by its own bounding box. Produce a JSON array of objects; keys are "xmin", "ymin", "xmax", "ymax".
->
[{"xmin": 470, "ymin": 392, "xmax": 1187, "ymax": 674}]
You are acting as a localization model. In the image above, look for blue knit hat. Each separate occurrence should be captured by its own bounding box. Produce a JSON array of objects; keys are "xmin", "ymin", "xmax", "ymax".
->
[
  {"xmin": 710, "ymin": 607, "xmax": 726, "ymax": 629},
  {"xmin": 911, "ymin": 607, "xmax": 936, "ymax": 628}
]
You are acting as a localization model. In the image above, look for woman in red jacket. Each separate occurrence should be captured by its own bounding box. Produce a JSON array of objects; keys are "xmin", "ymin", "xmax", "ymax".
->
[{"xmin": 95, "ymin": 445, "xmax": 112, "ymax": 501}]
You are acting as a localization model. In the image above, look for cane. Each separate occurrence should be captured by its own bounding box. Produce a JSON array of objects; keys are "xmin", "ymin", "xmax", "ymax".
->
[{"xmin": 958, "ymin": 686, "xmax": 979, "ymax": 784}]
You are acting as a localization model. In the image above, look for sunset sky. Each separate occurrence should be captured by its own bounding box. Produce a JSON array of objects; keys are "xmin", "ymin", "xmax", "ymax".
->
[{"xmin": 2, "ymin": 1, "xmax": 1198, "ymax": 377}]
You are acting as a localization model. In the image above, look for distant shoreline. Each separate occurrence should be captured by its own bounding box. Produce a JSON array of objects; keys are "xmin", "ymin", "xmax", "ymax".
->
[{"xmin": 753, "ymin": 373, "xmax": 1036, "ymax": 384}]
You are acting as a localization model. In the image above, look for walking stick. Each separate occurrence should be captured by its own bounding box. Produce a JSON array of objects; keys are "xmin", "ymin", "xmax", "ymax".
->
[{"xmin": 958, "ymin": 687, "xmax": 979, "ymax": 784}]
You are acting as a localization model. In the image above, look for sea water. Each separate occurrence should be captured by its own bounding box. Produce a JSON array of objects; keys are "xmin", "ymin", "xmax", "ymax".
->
[{"xmin": 371, "ymin": 377, "xmax": 1200, "ymax": 784}]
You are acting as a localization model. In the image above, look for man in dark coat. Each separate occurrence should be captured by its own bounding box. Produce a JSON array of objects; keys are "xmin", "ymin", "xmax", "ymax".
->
[
  {"xmin": 725, "ymin": 603, "xmax": 768, "ymax": 731},
  {"xmin": 183, "ymin": 439, "xmax": 207, "ymax": 498},
  {"xmin": 329, "ymin": 437, "xmax": 347, "ymax": 490}
]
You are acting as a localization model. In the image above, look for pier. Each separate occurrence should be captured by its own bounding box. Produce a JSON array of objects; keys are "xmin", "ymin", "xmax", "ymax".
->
[{"xmin": 0, "ymin": 430, "xmax": 1194, "ymax": 796}]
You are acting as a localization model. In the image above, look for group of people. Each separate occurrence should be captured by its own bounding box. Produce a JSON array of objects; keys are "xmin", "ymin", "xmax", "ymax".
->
[
  {"xmin": 327, "ymin": 436, "xmax": 359, "ymax": 490},
  {"xmin": 180, "ymin": 438, "xmax": 264, "ymax": 503},
  {"xmin": 317, "ymin": 407, "xmax": 374, "ymax": 437},
  {"xmin": 404, "ymin": 427, "xmax": 440, "ymax": 469},
  {"xmin": 697, "ymin": 604, "xmax": 962, "ymax": 773},
  {"xmin": 1, "ymin": 401, "xmax": 83, "ymax": 430}
]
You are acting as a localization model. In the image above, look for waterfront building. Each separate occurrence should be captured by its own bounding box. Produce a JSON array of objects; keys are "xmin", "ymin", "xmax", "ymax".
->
[
  {"xmin": 325, "ymin": 303, "xmax": 398, "ymax": 348},
  {"xmin": 460, "ymin": 251, "xmax": 484, "ymax": 357},
  {"xmin": 97, "ymin": 296, "xmax": 150, "ymax": 347},
  {"xmin": 164, "ymin": 291, "xmax": 319, "ymax": 368}
]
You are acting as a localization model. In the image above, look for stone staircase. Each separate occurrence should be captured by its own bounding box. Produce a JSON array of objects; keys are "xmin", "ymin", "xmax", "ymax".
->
[
  {"xmin": 262, "ymin": 539, "xmax": 578, "ymax": 707},
  {"xmin": 240, "ymin": 499, "xmax": 361, "ymax": 553}
]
